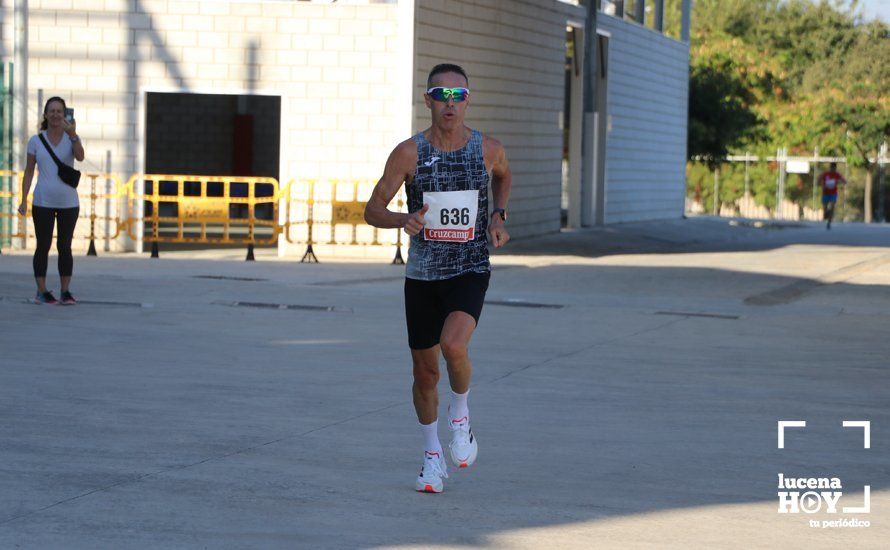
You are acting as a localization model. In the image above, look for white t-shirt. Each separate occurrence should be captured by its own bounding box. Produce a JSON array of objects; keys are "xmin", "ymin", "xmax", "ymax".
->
[{"xmin": 27, "ymin": 132, "xmax": 80, "ymax": 209}]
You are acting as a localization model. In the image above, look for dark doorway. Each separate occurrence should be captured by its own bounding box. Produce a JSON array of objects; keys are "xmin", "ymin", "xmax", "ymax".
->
[
  {"xmin": 593, "ymin": 33, "xmax": 609, "ymax": 226},
  {"xmin": 562, "ymin": 26, "xmax": 584, "ymax": 228},
  {"xmin": 144, "ymin": 92, "xmax": 281, "ymax": 244}
]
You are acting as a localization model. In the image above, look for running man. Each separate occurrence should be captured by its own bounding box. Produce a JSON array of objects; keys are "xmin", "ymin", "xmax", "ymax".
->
[
  {"xmin": 818, "ymin": 162, "xmax": 846, "ymax": 230},
  {"xmin": 364, "ymin": 63, "xmax": 512, "ymax": 493}
]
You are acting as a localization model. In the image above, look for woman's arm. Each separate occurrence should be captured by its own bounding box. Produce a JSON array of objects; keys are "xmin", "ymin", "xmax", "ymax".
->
[
  {"xmin": 18, "ymin": 153, "xmax": 37, "ymax": 215},
  {"xmin": 65, "ymin": 120, "xmax": 85, "ymax": 162}
]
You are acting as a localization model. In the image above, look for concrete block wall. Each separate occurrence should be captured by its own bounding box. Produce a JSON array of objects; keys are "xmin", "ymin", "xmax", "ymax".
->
[
  {"xmin": 1, "ymin": 0, "xmax": 406, "ymax": 252},
  {"xmin": 2, "ymin": 0, "xmax": 693, "ymax": 255},
  {"xmin": 0, "ymin": 1, "xmax": 12, "ymax": 62},
  {"xmin": 413, "ymin": 0, "xmax": 586, "ymax": 239},
  {"xmin": 597, "ymin": 14, "xmax": 689, "ymax": 223}
]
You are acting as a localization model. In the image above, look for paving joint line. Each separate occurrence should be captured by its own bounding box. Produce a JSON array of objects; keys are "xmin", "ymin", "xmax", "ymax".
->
[
  {"xmin": 483, "ymin": 317, "xmax": 687, "ymax": 384},
  {"xmin": 745, "ymin": 252, "xmax": 890, "ymax": 306},
  {"xmin": 0, "ymin": 316, "xmax": 688, "ymax": 525}
]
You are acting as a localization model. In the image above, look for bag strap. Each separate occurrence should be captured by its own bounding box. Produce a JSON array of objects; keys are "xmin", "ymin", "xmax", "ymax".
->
[{"xmin": 38, "ymin": 133, "xmax": 68, "ymax": 170}]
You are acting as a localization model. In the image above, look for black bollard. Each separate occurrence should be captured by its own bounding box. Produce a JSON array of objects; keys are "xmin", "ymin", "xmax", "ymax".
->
[
  {"xmin": 301, "ymin": 244, "xmax": 318, "ymax": 263},
  {"xmin": 392, "ymin": 245, "xmax": 404, "ymax": 265}
]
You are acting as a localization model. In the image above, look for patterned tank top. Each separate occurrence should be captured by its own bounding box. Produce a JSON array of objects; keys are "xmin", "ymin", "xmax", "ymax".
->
[{"xmin": 406, "ymin": 129, "xmax": 490, "ymax": 281}]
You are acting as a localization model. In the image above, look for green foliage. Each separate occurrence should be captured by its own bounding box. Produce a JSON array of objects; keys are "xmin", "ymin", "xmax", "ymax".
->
[
  {"xmin": 687, "ymin": 159, "xmax": 781, "ymax": 212},
  {"xmin": 688, "ymin": 43, "xmax": 763, "ymax": 167},
  {"xmin": 686, "ymin": 1, "xmax": 786, "ymax": 164},
  {"xmin": 767, "ymin": 17, "xmax": 890, "ymax": 170},
  {"xmin": 685, "ymin": 0, "xmax": 889, "ymax": 216}
]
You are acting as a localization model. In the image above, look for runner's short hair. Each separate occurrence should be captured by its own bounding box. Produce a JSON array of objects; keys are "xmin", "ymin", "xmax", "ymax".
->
[{"xmin": 427, "ymin": 64, "xmax": 469, "ymax": 88}]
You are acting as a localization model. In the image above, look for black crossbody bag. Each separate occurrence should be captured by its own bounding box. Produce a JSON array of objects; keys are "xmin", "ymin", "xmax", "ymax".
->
[{"xmin": 38, "ymin": 133, "xmax": 81, "ymax": 189}]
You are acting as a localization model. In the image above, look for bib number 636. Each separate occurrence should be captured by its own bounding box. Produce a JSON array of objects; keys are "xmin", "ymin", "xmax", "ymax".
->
[
  {"xmin": 422, "ymin": 190, "xmax": 478, "ymax": 242},
  {"xmin": 440, "ymin": 208, "xmax": 471, "ymax": 226}
]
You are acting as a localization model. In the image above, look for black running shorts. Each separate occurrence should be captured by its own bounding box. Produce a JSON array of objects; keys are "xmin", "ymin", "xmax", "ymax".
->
[{"xmin": 404, "ymin": 271, "xmax": 491, "ymax": 350}]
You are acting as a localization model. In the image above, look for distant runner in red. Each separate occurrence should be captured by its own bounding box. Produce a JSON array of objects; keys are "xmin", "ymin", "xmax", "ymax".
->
[
  {"xmin": 818, "ymin": 162, "xmax": 846, "ymax": 230},
  {"xmin": 364, "ymin": 63, "xmax": 512, "ymax": 493}
]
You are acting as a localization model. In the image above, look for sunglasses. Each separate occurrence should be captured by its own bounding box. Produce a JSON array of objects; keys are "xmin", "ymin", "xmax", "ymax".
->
[{"xmin": 426, "ymin": 87, "xmax": 470, "ymax": 103}]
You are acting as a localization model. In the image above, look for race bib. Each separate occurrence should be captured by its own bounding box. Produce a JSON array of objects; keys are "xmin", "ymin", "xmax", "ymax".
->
[
  {"xmin": 825, "ymin": 177, "xmax": 837, "ymax": 190},
  {"xmin": 422, "ymin": 190, "xmax": 479, "ymax": 242}
]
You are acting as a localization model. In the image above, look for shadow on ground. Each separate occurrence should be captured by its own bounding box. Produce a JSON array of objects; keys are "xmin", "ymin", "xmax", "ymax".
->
[
  {"xmin": 0, "ymin": 222, "xmax": 888, "ymax": 548},
  {"xmin": 500, "ymin": 217, "xmax": 890, "ymax": 258}
]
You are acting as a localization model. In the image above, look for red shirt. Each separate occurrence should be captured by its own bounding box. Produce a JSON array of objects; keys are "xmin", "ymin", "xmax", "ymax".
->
[{"xmin": 820, "ymin": 171, "xmax": 844, "ymax": 196}]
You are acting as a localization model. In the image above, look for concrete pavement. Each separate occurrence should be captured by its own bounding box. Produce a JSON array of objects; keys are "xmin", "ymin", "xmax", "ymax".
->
[{"xmin": 1, "ymin": 217, "xmax": 888, "ymax": 549}]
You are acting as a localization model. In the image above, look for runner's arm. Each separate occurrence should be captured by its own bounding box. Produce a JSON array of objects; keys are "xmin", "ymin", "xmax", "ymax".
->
[
  {"xmin": 486, "ymin": 136, "xmax": 512, "ymax": 212},
  {"xmin": 485, "ymin": 136, "xmax": 511, "ymax": 247},
  {"xmin": 365, "ymin": 140, "xmax": 417, "ymax": 229}
]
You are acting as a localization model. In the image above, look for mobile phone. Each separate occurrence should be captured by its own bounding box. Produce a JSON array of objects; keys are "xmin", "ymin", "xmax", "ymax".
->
[{"xmin": 64, "ymin": 108, "xmax": 74, "ymax": 124}]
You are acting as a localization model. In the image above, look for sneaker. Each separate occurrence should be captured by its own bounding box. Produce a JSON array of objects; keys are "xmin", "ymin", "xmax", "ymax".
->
[
  {"xmin": 448, "ymin": 415, "xmax": 478, "ymax": 468},
  {"xmin": 415, "ymin": 451, "xmax": 448, "ymax": 493},
  {"xmin": 60, "ymin": 291, "xmax": 77, "ymax": 306},
  {"xmin": 34, "ymin": 291, "xmax": 58, "ymax": 305}
]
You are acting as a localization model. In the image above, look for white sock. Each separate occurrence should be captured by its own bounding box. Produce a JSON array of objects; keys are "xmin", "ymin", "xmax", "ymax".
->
[
  {"xmin": 449, "ymin": 389, "xmax": 470, "ymax": 425},
  {"xmin": 421, "ymin": 420, "xmax": 442, "ymax": 455}
]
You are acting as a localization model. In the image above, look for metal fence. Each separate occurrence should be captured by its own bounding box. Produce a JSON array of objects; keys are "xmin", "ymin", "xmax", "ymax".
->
[
  {"xmin": 686, "ymin": 147, "xmax": 889, "ymax": 223},
  {"xmin": 0, "ymin": 63, "xmax": 14, "ymax": 247},
  {"xmin": 0, "ymin": 172, "xmax": 405, "ymax": 262}
]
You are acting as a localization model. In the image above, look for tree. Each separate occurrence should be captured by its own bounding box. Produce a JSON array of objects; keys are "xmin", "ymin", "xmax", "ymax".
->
[
  {"xmin": 688, "ymin": 40, "xmax": 763, "ymax": 167},
  {"xmin": 798, "ymin": 20, "xmax": 890, "ymax": 221},
  {"xmin": 683, "ymin": 0, "xmax": 888, "ymax": 219},
  {"xmin": 686, "ymin": 1, "xmax": 784, "ymax": 166}
]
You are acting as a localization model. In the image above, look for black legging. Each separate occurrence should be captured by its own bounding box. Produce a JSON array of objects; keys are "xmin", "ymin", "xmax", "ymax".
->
[{"xmin": 32, "ymin": 205, "xmax": 79, "ymax": 278}]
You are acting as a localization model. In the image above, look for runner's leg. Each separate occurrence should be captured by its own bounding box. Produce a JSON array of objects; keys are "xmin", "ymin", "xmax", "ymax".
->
[
  {"xmin": 440, "ymin": 311, "xmax": 476, "ymax": 395},
  {"xmin": 412, "ymin": 345, "xmax": 449, "ymax": 492},
  {"xmin": 441, "ymin": 311, "xmax": 482, "ymax": 469},
  {"xmin": 412, "ymin": 346, "xmax": 441, "ymax": 425}
]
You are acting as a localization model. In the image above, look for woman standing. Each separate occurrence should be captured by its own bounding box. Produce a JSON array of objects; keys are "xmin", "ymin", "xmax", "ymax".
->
[{"xmin": 17, "ymin": 96, "xmax": 85, "ymax": 305}]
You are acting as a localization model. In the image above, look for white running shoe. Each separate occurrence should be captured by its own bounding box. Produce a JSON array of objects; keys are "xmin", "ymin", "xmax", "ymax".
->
[
  {"xmin": 415, "ymin": 450, "xmax": 448, "ymax": 493},
  {"xmin": 448, "ymin": 415, "xmax": 478, "ymax": 468}
]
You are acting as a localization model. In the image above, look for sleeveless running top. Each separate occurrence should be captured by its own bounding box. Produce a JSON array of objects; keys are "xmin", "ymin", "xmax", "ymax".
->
[{"xmin": 406, "ymin": 129, "xmax": 490, "ymax": 281}]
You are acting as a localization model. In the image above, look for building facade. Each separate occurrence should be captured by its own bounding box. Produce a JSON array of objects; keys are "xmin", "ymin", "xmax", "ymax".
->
[{"xmin": 0, "ymin": 0, "xmax": 690, "ymax": 255}]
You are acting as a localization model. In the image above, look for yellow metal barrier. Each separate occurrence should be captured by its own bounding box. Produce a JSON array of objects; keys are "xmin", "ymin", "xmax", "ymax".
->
[
  {"xmin": 282, "ymin": 178, "xmax": 405, "ymax": 264},
  {"xmin": 81, "ymin": 172, "xmax": 128, "ymax": 254},
  {"xmin": 0, "ymin": 170, "xmax": 25, "ymax": 247},
  {"xmin": 0, "ymin": 170, "xmax": 127, "ymax": 253},
  {"xmin": 2, "ymin": 171, "xmax": 409, "ymax": 264},
  {"xmin": 126, "ymin": 174, "xmax": 280, "ymax": 256}
]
